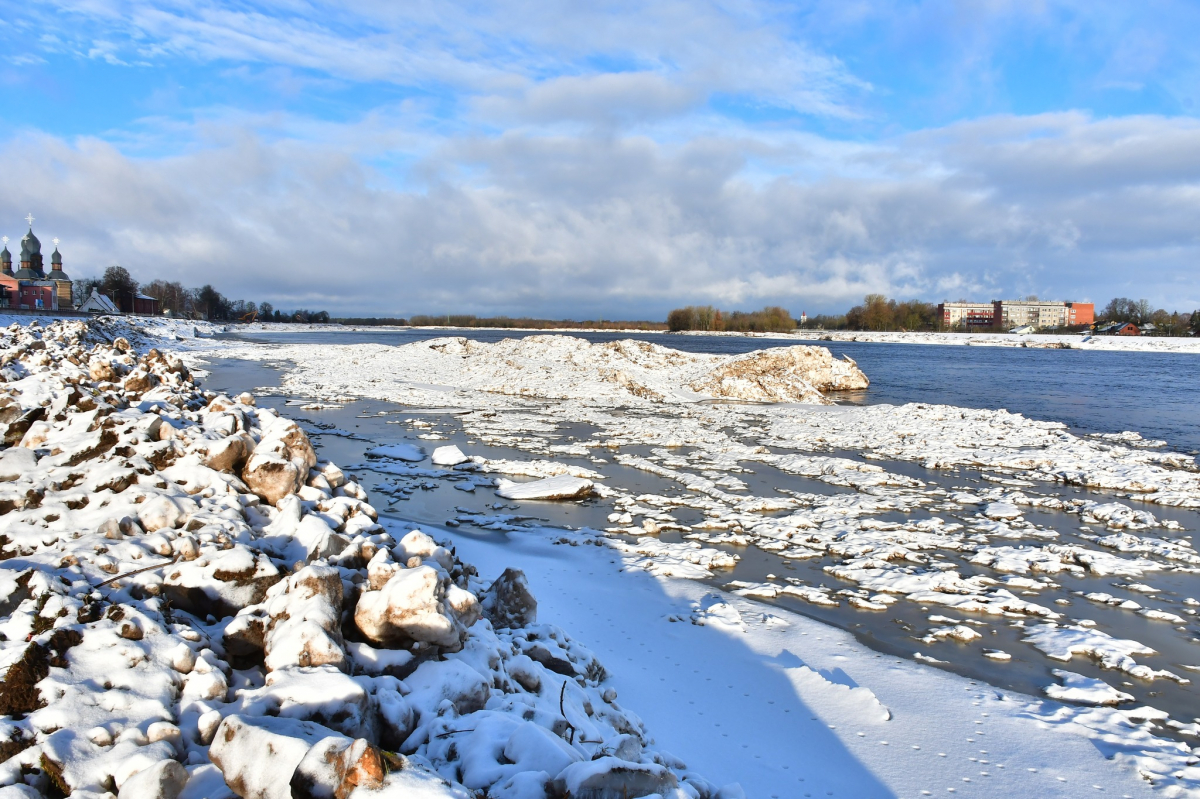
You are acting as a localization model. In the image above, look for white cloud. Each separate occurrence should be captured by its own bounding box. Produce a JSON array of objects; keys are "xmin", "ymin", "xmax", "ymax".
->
[{"xmin": 2, "ymin": 111, "xmax": 1198, "ymax": 317}]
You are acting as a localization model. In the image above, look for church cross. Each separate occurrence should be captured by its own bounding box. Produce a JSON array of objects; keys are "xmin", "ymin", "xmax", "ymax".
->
[
  {"xmin": 1, "ymin": 237, "xmax": 7, "ymax": 247},
  {"xmin": 25, "ymin": 214, "xmax": 34, "ymax": 227},
  {"xmin": 53, "ymin": 238, "xmax": 59, "ymax": 247}
]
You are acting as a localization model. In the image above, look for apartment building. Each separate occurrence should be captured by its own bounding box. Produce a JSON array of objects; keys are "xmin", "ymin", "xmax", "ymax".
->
[
  {"xmin": 937, "ymin": 302, "xmax": 996, "ymax": 328},
  {"xmin": 994, "ymin": 300, "xmax": 1094, "ymax": 329},
  {"xmin": 937, "ymin": 300, "xmax": 1095, "ymax": 330}
]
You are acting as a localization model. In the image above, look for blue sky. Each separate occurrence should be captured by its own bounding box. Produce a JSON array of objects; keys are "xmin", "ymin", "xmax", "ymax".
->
[{"xmin": 1, "ymin": 1, "xmax": 1198, "ymax": 317}]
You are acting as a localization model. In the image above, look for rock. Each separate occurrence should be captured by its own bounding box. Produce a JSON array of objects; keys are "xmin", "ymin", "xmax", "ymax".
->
[
  {"xmin": 242, "ymin": 417, "xmax": 317, "ymax": 505},
  {"xmin": 123, "ymin": 369, "xmax": 160, "ymax": 396},
  {"xmin": 289, "ymin": 736, "xmax": 391, "ymax": 799},
  {"xmin": 503, "ymin": 722, "xmax": 583, "ymax": 776},
  {"xmin": 481, "ymin": 568, "xmax": 537, "ymax": 629},
  {"xmin": 137, "ymin": 495, "xmax": 191, "ymax": 532},
  {"xmin": 163, "ymin": 545, "xmax": 281, "ymax": 618},
  {"xmin": 208, "ymin": 714, "xmax": 340, "ymax": 799},
  {"xmin": 405, "ymin": 658, "xmax": 491, "ymax": 717},
  {"xmin": 354, "ymin": 565, "xmax": 479, "ymax": 651},
  {"xmin": 396, "ymin": 530, "xmax": 454, "ymax": 572},
  {"xmin": 198, "ymin": 434, "xmax": 254, "ymax": 473},
  {"xmin": 317, "ymin": 461, "xmax": 345, "ymax": 488},
  {"xmin": 225, "ymin": 563, "xmax": 347, "ymax": 672},
  {"xmin": 551, "ymin": 757, "xmax": 678, "ymax": 799},
  {"xmin": 431, "ymin": 445, "xmax": 470, "ymax": 467},
  {"xmin": 3, "ymin": 406, "xmax": 45, "ymax": 446},
  {"xmin": 117, "ymin": 759, "xmax": 187, "ymax": 799},
  {"xmin": 296, "ymin": 514, "xmax": 350, "ymax": 562},
  {"xmin": 0, "ymin": 446, "xmax": 37, "ymax": 481},
  {"xmin": 495, "ymin": 475, "xmax": 594, "ymax": 501},
  {"xmin": 89, "ymin": 359, "xmax": 117, "ymax": 382}
]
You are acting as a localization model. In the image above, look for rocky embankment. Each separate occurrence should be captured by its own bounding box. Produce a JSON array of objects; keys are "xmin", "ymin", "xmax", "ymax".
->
[{"xmin": 0, "ymin": 320, "xmax": 738, "ymax": 799}]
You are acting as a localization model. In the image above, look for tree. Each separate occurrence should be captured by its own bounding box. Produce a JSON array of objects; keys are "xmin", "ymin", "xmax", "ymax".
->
[
  {"xmin": 859, "ymin": 294, "xmax": 894, "ymax": 331},
  {"xmin": 73, "ymin": 277, "xmax": 102, "ymax": 307},
  {"xmin": 259, "ymin": 302, "xmax": 274, "ymax": 320},
  {"xmin": 196, "ymin": 285, "xmax": 226, "ymax": 320},
  {"xmin": 102, "ymin": 266, "xmax": 138, "ymax": 312},
  {"xmin": 667, "ymin": 307, "xmax": 695, "ymax": 331},
  {"xmin": 141, "ymin": 279, "xmax": 189, "ymax": 315}
]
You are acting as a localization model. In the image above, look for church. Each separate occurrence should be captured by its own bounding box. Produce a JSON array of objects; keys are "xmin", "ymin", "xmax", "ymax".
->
[{"xmin": 0, "ymin": 216, "xmax": 74, "ymax": 311}]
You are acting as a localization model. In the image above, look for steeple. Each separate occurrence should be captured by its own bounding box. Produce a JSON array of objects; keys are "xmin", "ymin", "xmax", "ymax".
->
[
  {"xmin": 0, "ymin": 236, "xmax": 11, "ymax": 277},
  {"xmin": 15, "ymin": 216, "xmax": 44, "ymax": 279}
]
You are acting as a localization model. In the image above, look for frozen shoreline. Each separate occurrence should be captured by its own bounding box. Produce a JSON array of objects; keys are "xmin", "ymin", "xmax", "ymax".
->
[
  {"xmin": 226, "ymin": 319, "xmax": 1200, "ymax": 354},
  {"xmin": 182, "ymin": 328, "xmax": 1200, "ymax": 795},
  {"xmin": 2, "ymin": 315, "xmax": 1197, "ymax": 796}
]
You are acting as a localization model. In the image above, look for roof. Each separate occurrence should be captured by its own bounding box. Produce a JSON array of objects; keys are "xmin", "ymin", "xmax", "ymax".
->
[{"xmin": 78, "ymin": 289, "xmax": 120, "ymax": 314}]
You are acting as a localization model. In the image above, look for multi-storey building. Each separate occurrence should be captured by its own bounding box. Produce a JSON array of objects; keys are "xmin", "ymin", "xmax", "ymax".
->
[
  {"xmin": 938, "ymin": 300, "xmax": 1094, "ymax": 330},
  {"xmin": 993, "ymin": 300, "xmax": 1094, "ymax": 330},
  {"xmin": 937, "ymin": 302, "xmax": 996, "ymax": 328}
]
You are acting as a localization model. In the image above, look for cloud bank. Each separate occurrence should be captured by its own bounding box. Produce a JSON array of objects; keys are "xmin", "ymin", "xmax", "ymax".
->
[{"xmin": 1, "ymin": 1, "xmax": 1198, "ymax": 316}]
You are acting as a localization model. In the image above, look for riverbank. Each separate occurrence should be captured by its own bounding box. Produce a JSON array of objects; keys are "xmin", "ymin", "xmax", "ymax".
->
[{"xmin": 0, "ymin": 318, "xmax": 744, "ymax": 798}]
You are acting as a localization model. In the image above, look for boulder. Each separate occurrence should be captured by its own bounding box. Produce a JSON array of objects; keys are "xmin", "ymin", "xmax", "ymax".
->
[
  {"xmin": 551, "ymin": 757, "xmax": 678, "ymax": 799},
  {"xmin": 0, "ymin": 446, "xmax": 37, "ymax": 482},
  {"xmin": 481, "ymin": 568, "xmax": 537, "ymax": 629},
  {"xmin": 117, "ymin": 759, "xmax": 187, "ymax": 799},
  {"xmin": 197, "ymin": 434, "xmax": 255, "ymax": 473},
  {"xmin": 208, "ymin": 715, "xmax": 340, "ymax": 799},
  {"xmin": 354, "ymin": 565, "xmax": 479, "ymax": 651},
  {"xmin": 123, "ymin": 369, "xmax": 160, "ymax": 396},
  {"xmin": 224, "ymin": 563, "xmax": 347, "ymax": 672},
  {"xmin": 163, "ymin": 545, "xmax": 281, "ymax": 619},
  {"xmin": 137, "ymin": 494, "xmax": 193, "ymax": 532},
  {"xmin": 242, "ymin": 416, "xmax": 317, "ymax": 505},
  {"xmin": 289, "ymin": 735, "xmax": 391, "ymax": 799}
]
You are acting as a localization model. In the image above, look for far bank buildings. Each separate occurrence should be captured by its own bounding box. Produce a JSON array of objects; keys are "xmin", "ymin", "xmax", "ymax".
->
[
  {"xmin": 938, "ymin": 299, "xmax": 1095, "ymax": 331},
  {"xmin": 1, "ymin": 221, "xmax": 73, "ymax": 311}
]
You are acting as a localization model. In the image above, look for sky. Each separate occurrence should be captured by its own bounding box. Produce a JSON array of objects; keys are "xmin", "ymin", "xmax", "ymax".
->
[{"xmin": 1, "ymin": 0, "xmax": 1198, "ymax": 319}]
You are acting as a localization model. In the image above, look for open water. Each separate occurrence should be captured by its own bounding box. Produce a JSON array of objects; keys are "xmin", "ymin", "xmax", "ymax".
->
[{"xmin": 231, "ymin": 327, "xmax": 1200, "ymax": 454}]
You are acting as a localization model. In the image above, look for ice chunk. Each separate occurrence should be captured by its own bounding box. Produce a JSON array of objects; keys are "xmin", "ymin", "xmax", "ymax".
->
[{"xmin": 494, "ymin": 475, "xmax": 594, "ymax": 501}]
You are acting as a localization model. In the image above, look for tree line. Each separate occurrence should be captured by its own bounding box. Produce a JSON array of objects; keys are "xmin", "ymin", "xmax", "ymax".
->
[
  {"xmin": 666, "ymin": 306, "xmax": 795, "ymax": 333},
  {"xmin": 1101, "ymin": 297, "xmax": 1199, "ymax": 336},
  {"xmin": 810, "ymin": 294, "xmax": 1200, "ymax": 335},
  {"xmin": 403, "ymin": 315, "xmax": 666, "ymax": 330},
  {"xmin": 74, "ymin": 266, "xmax": 329, "ymax": 322}
]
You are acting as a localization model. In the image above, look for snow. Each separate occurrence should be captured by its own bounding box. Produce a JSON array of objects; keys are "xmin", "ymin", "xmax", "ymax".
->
[
  {"xmin": 793, "ymin": 328, "xmax": 1200, "ymax": 353},
  {"xmin": 0, "ymin": 318, "xmax": 743, "ymax": 799},
  {"xmin": 6, "ymin": 316, "xmax": 1198, "ymax": 798},
  {"xmin": 1045, "ymin": 670, "xmax": 1135, "ymax": 706},
  {"xmin": 449, "ymin": 521, "xmax": 1162, "ymax": 798}
]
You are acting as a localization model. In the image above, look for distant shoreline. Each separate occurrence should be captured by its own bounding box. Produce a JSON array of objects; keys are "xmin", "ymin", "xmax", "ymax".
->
[{"xmin": 224, "ymin": 321, "xmax": 1200, "ymax": 353}]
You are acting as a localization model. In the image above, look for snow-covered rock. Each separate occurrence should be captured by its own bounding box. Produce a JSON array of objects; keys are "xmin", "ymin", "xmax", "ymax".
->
[{"xmin": 354, "ymin": 565, "xmax": 480, "ymax": 650}]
